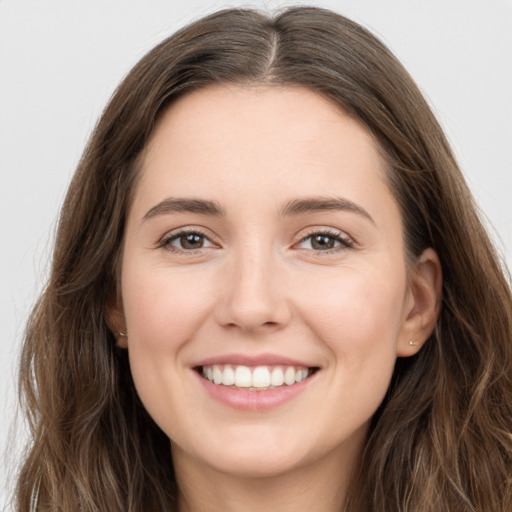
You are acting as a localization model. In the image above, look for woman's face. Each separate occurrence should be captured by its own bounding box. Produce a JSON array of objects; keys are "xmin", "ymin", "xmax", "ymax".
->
[{"xmin": 115, "ymin": 85, "xmax": 438, "ymax": 479}]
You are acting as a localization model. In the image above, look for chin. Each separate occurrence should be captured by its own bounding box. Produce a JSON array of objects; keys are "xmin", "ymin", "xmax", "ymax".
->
[
  {"xmin": 207, "ymin": 450, "xmax": 307, "ymax": 479},
  {"xmin": 178, "ymin": 428, "xmax": 312, "ymax": 479}
]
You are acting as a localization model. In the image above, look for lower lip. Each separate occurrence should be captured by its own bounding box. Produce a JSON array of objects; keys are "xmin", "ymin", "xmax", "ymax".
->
[{"xmin": 195, "ymin": 371, "xmax": 316, "ymax": 412}]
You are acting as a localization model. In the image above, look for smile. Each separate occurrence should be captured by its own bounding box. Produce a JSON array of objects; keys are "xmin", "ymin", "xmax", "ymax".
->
[{"xmin": 200, "ymin": 364, "xmax": 316, "ymax": 390}]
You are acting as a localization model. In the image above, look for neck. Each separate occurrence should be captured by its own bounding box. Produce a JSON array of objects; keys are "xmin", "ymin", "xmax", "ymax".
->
[{"xmin": 173, "ymin": 433, "xmax": 365, "ymax": 512}]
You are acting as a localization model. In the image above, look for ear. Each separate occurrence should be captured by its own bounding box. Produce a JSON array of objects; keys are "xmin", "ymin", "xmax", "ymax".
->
[
  {"xmin": 105, "ymin": 293, "xmax": 128, "ymax": 349},
  {"xmin": 397, "ymin": 248, "xmax": 442, "ymax": 357}
]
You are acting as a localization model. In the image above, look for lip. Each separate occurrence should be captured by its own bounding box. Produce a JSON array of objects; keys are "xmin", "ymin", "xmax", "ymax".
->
[
  {"xmin": 194, "ymin": 352, "xmax": 314, "ymax": 367},
  {"xmin": 192, "ymin": 353, "xmax": 319, "ymax": 412}
]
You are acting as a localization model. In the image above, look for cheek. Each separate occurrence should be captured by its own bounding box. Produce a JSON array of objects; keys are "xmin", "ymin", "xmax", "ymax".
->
[
  {"xmin": 119, "ymin": 262, "xmax": 216, "ymax": 422},
  {"xmin": 121, "ymin": 261, "xmax": 215, "ymax": 346},
  {"xmin": 305, "ymin": 270, "xmax": 405, "ymax": 415},
  {"xmin": 295, "ymin": 265, "xmax": 407, "ymax": 406},
  {"xmin": 301, "ymin": 267, "xmax": 407, "ymax": 343},
  {"xmin": 118, "ymin": 269, "xmax": 218, "ymax": 441}
]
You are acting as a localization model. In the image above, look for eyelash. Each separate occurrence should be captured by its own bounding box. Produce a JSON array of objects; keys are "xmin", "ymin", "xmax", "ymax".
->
[
  {"xmin": 158, "ymin": 228, "xmax": 215, "ymax": 253},
  {"xmin": 295, "ymin": 229, "xmax": 354, "ymax": 254},
  {"xmin": 158, "ymin": 227, "xmax": 353, "ymax": 255}
]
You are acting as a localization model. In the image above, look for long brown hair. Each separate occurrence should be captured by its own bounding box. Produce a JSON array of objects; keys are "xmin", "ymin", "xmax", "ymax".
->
[{"xmin": 15, "ymin": 7, "xmax": 512, "ymax": 511}]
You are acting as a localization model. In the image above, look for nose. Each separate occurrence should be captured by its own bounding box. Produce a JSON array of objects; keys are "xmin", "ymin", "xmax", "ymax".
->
[{"xmin": 214, "ymin": 245, "xmax": 291, "ymax": 333}]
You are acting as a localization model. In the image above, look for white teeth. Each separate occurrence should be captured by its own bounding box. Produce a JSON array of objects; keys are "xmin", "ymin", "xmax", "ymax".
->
[
  {"xmin": 212, "ymin": 365, "xmax": 223, "ymax": 384},
  {"xmin": 252, "ymin": 366, "xmax": 271, "ymax": 388},
  {"xmin": 284, "ymin": 367, "xmax": 296, "ymax": 385},
  {"xmin": 222, "ymin": 365, "xmax": 235, "ymax": 386},
  {"xmin": 201, "ymin": 364, "xmax": 313, "ymax": 389},
  {"xmin": 234, "ymin": 366, "xmax": 252, "ymax": 387},
  {"xmin": 270, "ymin": 367, "xmax": 284, "ymax": 386}
]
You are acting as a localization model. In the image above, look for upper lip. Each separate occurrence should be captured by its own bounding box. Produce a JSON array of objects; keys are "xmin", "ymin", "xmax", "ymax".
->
[{"xmin": 194, "ymin": 353, "xmax": 318, "ymax": 368}]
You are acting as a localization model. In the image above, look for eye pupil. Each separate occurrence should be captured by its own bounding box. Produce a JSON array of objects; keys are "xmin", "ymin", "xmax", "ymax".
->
[
  {"xmin": 311, "ymin": 234, "xmax": 335, "ymax": 250},
  {"xmin": 181, "ymin": 233, "xmax": 204, "ymax": 249}
]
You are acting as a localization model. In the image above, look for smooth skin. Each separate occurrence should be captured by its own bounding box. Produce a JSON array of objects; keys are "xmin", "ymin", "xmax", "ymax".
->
[{"xmin": 109, "ymin": 85, "xmax": 441, "ymax": 512}]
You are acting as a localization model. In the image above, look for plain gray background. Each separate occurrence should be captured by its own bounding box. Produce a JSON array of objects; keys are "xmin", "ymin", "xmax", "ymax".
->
[{"xmin": 1, "ymin": 0, "xmax": 511, "ymax": 507}]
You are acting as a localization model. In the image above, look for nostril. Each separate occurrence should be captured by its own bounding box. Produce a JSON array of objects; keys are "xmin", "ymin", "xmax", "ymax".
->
[{"xmin": 213, "ymin": 279, "xmax": 292, "ymax": 332}]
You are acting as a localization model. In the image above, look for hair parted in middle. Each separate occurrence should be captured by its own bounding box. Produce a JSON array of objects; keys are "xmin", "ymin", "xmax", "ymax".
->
[{"xmin": 15, "ymin": 6, "xmax": 512, "ymax": 512}]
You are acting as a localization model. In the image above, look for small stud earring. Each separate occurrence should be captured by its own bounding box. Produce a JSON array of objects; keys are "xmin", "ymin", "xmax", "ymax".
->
[
  {"xmin": 409, "ymin": 340, "xmax": 417, "ymax": 346},
  {"xmin": 119, "ymin": 331, "xmax": 128, "ymax": 338}
]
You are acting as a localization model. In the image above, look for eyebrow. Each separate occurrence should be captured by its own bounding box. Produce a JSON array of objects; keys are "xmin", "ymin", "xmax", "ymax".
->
[
  {"xmin": 280, "ymin": 196, "xmax": 374, "ymax": 224},
  {"xmin": 142, "ymin": 198, "xmax": 225, "ymax": 222},
  {"xmin": 142, "ymin": 195, "xmax": 374, "ymax": 224}
]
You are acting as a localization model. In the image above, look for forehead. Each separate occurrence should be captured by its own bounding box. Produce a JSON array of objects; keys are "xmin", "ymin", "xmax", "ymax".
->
[
  {"xmin": 146, "ymin": 85, "xmax": 378, "ymax": 162},
  {"xmin": 133, "ymin": 85, "xmax": 394, "ymax": 219}
]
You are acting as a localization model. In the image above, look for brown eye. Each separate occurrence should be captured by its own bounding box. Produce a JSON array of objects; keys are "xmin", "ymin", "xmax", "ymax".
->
[
  {"xmin": 179, "ymin": 233, "xmax": 205, "ymax": 249},
  {"xmin": 311, "ymin": 234, "xmax": 337, "ymax": 250},
  {"xmin": 162, "ymin": 230, "xmax": 215, "ymax": 251},
  {"xmin": 296, "ymin": 231, "xmax": 352, "ymax": 252}
]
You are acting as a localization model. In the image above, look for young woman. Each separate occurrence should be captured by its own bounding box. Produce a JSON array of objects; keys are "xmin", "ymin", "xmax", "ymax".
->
[{"xmin": 15, "ymin": 6, "xmax": 512, "ymax": 511}]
